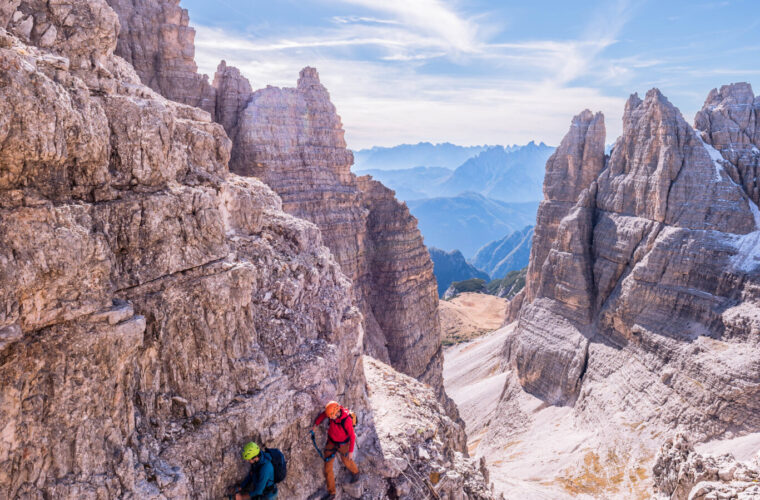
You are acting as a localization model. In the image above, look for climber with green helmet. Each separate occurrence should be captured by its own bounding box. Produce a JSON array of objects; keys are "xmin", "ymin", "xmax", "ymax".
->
[{"xmin": 228, "ymin": 442, "xmax": 278, "ymax": 500}]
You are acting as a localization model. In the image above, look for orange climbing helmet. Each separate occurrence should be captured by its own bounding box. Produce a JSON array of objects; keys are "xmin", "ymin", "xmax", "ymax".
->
[{"xmin": 325, "ymin": 400, "xmax": 341, "ymax": 419}]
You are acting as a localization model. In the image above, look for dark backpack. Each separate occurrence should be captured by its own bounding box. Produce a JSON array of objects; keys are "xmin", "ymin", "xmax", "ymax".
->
[
  {"xmin": 338, "ymin": 407, "xmax": 358, "ymax": 433},
  {"xmin": 264, "ymin": 448, "xmax": 287, "ymax": 484}
]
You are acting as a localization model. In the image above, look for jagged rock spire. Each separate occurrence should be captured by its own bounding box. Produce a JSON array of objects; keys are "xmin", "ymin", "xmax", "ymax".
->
[{"xmin": 695, "ymin": 82, "xmax": 760, "ymax": 206}]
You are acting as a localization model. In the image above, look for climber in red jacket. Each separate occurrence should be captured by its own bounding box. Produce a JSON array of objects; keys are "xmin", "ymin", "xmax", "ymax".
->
[{"xmin": 311, "ymin": 400, "xmax": 359, "ymax": 498}]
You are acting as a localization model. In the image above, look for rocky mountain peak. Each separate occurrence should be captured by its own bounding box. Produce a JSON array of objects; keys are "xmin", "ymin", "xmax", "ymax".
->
[
  {"xmin": 298, "ymin": 65, "xmax": 322, "ymax": 89},
  {"xmin": 543, "ymin": 108, "xmax": 605, "ymax": 203},
  {"xmin": 494, "ymin": 81, "xmax": 760, "ymax": 495},
  {"xmin": 600, "ymin": 85, "xmax": 757, "ymax": 233},
  {"xmin": 212, "ymin": 59, "xmax": 253, "ymax": 138},
  {"xmin": 695, "ymin": 81, "xmax": 760, "ymax": 207},
  {"xmin": 520, "ymin": 108, "xmax": 604, "ymax": 315},
  {"xmin": 625, "ymin": 91, "xmax": 643, "ymax": 112}
]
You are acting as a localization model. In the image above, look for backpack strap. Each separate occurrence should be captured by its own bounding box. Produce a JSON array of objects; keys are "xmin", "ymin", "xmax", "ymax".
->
[{"xmin": 338, "ymin": 408, "xmax": 351, "ymax": 434}]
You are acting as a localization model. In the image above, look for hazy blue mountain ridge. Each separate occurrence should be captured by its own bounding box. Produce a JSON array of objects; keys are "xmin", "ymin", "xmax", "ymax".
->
[
  {"xmin": 471, "ymin": 226, "xmax": 534, "ymax": 279},
  {"xmin": 354, "ymin": 142, "xmax": 554, "ymax": 204},
  {"xmin": 356, "ymin": 166, "xmax": 453, "ymax": 200},
  {"xmin": 354, "ymin": 141, "xmax": 547, "ymax": 264},
  {"xmin": 352, "ymin": 142, "xmax": 490, "ymax": 171},
  {"xmin": 437, "ymin": 141, "xmax": 553, "ymax": 202},
  {"xmin": 408, "ymin": 193, "xmax": 539, "ymax": 257},
  {"xmin": 429, "ymin": 248, "xmax": 490, "ymax": 297}
]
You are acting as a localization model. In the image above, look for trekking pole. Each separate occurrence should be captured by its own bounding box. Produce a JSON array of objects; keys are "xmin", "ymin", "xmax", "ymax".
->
[{"xmin": 309, "ymin": 430, "xmax": 331, "ymax": 462}]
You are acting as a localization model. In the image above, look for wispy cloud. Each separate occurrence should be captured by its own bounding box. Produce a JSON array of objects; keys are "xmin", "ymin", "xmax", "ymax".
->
[
  {"xmin": 192, "ymin": 20, "xmax": 628, "ymax": 149},
  {"xmin": 190, "ymin": 0, "xmax": 756, "ymax": 149},
  {"xmin": 331, "ymin": 16, "xmax": 401, "ymax": 26},
  {"xmin": 338, "ymin": 0, "xmax": 480, "ymax": 53}
]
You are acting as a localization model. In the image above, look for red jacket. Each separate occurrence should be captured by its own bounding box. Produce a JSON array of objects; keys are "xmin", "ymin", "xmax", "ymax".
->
[{"xmin": 314, "ymin": 408, "xmax": 356, "ymax": 452}]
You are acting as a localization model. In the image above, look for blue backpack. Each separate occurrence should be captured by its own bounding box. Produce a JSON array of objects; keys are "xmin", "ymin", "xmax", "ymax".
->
[{"xmin": 264, "ymin": 448, "xmax": 287, "ymax": 484}]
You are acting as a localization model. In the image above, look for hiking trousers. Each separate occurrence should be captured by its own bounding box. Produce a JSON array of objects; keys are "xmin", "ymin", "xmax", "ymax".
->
[{"xmin": 323, "ymin": 440, "xmax": 359, "ymax": 494}]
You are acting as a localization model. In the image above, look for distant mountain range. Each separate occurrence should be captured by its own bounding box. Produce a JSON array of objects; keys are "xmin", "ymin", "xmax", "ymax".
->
[
  {"xmin": 437, "ymin": 142, "xmax": 553, "ymax": 202},
  {"xmin": 354, "ymin": 141, "xmax": 549, "ymax": 261},
  {"xmin": 471, "ymin": 226, "xmax": 534, "ymax": 279},
  {"xmin": 356, "ymin": 142, "xmax": 554, "ymax": 204},
  {"xmin": 353, "ymin": 142, "xmax": 490, "ymax": 170},
  {"xmin": 429, "ymin": 248, "xmax": 489, "ymax": 297},
  {"xmin": 357, "ymin": 166, "xmax": 453, "ymax": 200},
  {"xmin": 407, "ymin": 193, "xmax": 539, "ymax": 258}
]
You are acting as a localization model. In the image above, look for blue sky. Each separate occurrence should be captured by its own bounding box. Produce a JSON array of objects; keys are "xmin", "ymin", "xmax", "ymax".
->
[{"xmin": 182, "ymin": 0, "xmax": 760, "ymax": 149}]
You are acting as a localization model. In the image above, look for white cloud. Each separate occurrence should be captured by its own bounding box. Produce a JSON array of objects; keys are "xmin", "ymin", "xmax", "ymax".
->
[
  {"xmin": 187, "ymin": 0, "xmax": 646, "ymax": 149},
  {"xmin": 337, "ymin": 0, "xmax": 480, "ymax": 53},
  {"xmin": 193, "ymin": 25, "xmax": 626, "ymax": 150}
]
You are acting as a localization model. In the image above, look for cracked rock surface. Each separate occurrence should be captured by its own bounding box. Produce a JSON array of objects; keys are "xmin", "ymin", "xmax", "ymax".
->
[
  {"xmin": 653, "ymin": 434, "xmax": 760, "ymax": 500},
  {"xmin": 0, "ymin": 1, "xmax": 490, "ymax": 498},
  {"xmin": 457, "ymin": 87, "xmax": 760, "ymax": 498},
  {"xmin": 104, "ymin": 0, "xmax": 457, "ymax": 423}
]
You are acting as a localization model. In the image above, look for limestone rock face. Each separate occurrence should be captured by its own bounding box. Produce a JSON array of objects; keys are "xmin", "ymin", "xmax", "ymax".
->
[
  {"xmin": 510, "ymin": 109, "xmax": 605, "ymax": 405},
  {"xmin": 507, "ymin": 87, "xmax": 760, "ymax": 434},
  {"xmin": 221, "ymin": 65, "xmax": 456, "ymax": 419},
  {"xmin": 696, "ymin": 82, "xmax": 760, "ymax": 206},
  {"xmin": 0, "ymin": 1, "xmax": 486, "ymax": 498},
  {"xmin": 106, "ymin": 0, "xmax": 216, "ymax": 115},
  {"xmin": 653, "ymin": 434, "xmax": 760, "ymax": 500},
  {"xmin": 212, "ymin": 60, "xmax": 253, "ymax": 140},
  {"xmin": 2, "ymin": 0, "xmax": 119, "ymax": 70},
  {"xmin": 356, "ymin": 177, "xmax": 454, "ymax": 415},
  {"xmin": 362, "ymin": 356, "xmax": 498, "ymax": 500},
  {"xmin": 226, "ymin": 66, "xmax": 385, "ymax": 357},
  {"xmin": 523, "ymin": 109, "xmax": 605, "ymax": 306},
  {"xmin": 104, "ymin": 0, "xmax": 453, "ymax": 418},
  {"xmin": 0, "ymin": 5, "xmax": 370, "ymax": 497}
]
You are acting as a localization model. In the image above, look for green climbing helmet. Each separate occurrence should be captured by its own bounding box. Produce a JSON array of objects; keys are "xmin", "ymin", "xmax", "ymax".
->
[{"xmin": 242, "ymin": 442, "xmax": 260, "ymax": 460}]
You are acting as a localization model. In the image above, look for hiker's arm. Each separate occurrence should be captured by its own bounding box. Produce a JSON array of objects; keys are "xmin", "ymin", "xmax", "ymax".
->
[
  {"xmin": 313, "ymin": 411, "xmax": 327, "ymax": 427},
  {"xmin": 239, "ymin": 468, "xmax": 253, "ymax": 490},
  {"xmin": 249, "ymin": 462, "xmax": 272, "ymax": 496}
]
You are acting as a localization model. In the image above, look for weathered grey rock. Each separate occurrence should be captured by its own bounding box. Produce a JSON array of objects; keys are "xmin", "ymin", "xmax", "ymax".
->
[
  {"xmin": 222, "ymin": 65, "xmax": 458, "ymax": 422},
  {"xmin": 362, "ymin": 357, "xmax": 499, "ymax": 500},
  {"xmin": 507, "ymin": 109, "xmax": 605, "ymax": 405},
  {"xmin": 104, "ymin": 0, "xmax": 456, "ymax": 423},
  {"xmin": 107, "ymin": 0, "xmax": 217, "ymax": 114},
  {"xmin": 0, "ymin": 13, "xmax": 367, "ymax": 496},
  {"xmin": 696, "ymin": 82, "xmax": 760, "ymax": 206},
  {"xmin": 523, "ymin": 109, "xmax": 605, "ymax": 307},
  {"xmin": 505, "ymin": 87, "xmax": 760, "ymax": 447},
  {"xmin": 0, "ymin": 1, "xmax": 491, "ymax": 498},
  {"xmin": 225, "ymin": 66, "xmax": 385, "ymax": 360},
  {"xmin": 3, "ymin": 0, "xmax": 119, "ymax": 72},
  {"xmin": 212, "ymin": 60, "xmax": 253, "ymax": 139},
  {"xmin": 653, "ymin": 434, "xmax": 760, "ymax": 500}
]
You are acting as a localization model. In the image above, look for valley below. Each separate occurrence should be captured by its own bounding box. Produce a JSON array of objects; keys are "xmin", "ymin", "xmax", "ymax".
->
[
  {"xmin": 445, "ymin": 326, "xmax": 760, "ymax": 499},
  {"xmin": 439, "ymin": 292, "xmax": 508, "ymax": 345},
  {"xmin": 445, "ymin": 326, "xmax": 657, "ymax": 499}
]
